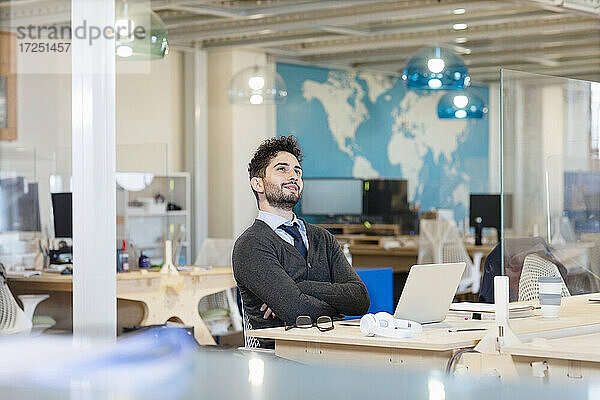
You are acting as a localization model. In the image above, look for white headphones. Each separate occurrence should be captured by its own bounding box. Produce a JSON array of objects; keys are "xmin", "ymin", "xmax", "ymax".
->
[{"xmin": 359, "ymin": 312, "xmax": 423, "ymax": 339}]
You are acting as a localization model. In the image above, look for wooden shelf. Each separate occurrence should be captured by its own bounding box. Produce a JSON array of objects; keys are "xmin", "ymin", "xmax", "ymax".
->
[
  {"xmin": 334, "ymin": 234, "xmax": 395, "ymax": 246},
  {"xmin": 126, "ymin": 210, "xmax": 188, "ymax": 217},
  {"xmin": 316, "ymin": 223, "xmax": 401, "ymax": 236}
]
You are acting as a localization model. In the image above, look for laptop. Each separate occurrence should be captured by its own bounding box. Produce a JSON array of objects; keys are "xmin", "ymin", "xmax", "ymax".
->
[{"xmin": 393, "ymin": 262, "xmax": 466, "ymax": 324}]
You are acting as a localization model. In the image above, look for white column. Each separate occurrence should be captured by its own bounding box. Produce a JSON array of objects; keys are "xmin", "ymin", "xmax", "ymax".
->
[
  {"xmin": 71, "ymin": 0, "xmax": 116, "ymax": 344},
  {"xmin": 488, "ymin": 82, "xmax": 500, "ymax": 193},
  {"xmin": 185, "ymin": 46, "xmax": 209, "ymax": 259}
]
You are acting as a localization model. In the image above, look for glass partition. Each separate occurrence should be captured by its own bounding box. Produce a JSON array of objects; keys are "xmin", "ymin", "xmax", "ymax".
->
[
  {"xmin": 0, "ymin": 1, "xmax": 75, "ymax": 337},
  {"xmin": 115, "ymin": 143, "xmax": 189, "ymax": 267},
  {"xmin": 0, "ymin": 148, "xmax": 40, "ymax": 272},
  {"xmin": 50, "ymin": 143, "xmax": 188, "ymax": 268},
  {"xmin": 501, "ymin": 69, "xmax": 600, "ymax": 299}
]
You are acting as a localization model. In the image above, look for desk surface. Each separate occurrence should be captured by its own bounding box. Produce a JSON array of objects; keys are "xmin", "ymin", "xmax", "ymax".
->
[
  {"xmin": 502, "ymin": 332, "xmax": 600, "ymax": 363},
  {"xmin": 500, "ymin": 294, "xmax": 600, "ymax": 362},
  {"xmin": 247, "ymin": 294, "xmax": 600, "ymax": 353},
  {"xmin": 7, "ymin": 267, "xmax": 236, "ymax": 345},
  {"xmin": 7, "ymin": 267, "xmax": 233, "ymax": 290},
  {"xmin": 248, "ymin": 319, "xmax": 490, "ymax": 351},
  {"xmin": 506, "ymin": 294, "xmax": 600, "ymax": 335}
]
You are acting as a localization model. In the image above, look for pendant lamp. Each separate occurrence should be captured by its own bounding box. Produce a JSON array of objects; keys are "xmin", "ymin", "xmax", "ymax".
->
[
  {"xmin": 228, "ymin": 66, "xmax": 288, "ymax": 105},
  {"xmin": 402, "ymin": 46, "xmax": 470, "ymax": 90},
  {"xmin": 115, "ymin": 1, "xmax": 169, "ymax": 60},
  {"xmin": 437, "ymin": 88, "xmax": 487, "ymax": 119},
  {"xmin": 116, "ymin": 173, "xmax": 155, "ymax": 191}
]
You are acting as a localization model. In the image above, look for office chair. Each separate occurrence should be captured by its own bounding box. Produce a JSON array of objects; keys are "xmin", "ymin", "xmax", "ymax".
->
[
  {"xmin": 0, "ymin": 263, "xmax": 54, "ymax": 335},
  {"xmin": 518, "ymin": 254, "xmax": 570, "ymax": 301},
  {"xmin": 240, "ymin": 297, "xmax": 261, "ymax": 349},
  {"xmin": 195, "ymin": 238, "xmax": 243, "ymax": 335},
  {"xmin": 479, "ymin": 237, "xmax": 570, "ymax": 303},
  {"xmin": 418, "ymin": 217, "xmax": 482, "ymax": 295},
  {"xmin": 581, "ymin": 233, "xmax": 600, "ymax": 292}
]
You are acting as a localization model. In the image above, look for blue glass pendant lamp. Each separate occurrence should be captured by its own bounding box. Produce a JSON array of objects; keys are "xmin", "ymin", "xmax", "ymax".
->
[
  {"xmin": 402, "ymin": 46, "xmax": 470, "ymax": 90},
  {"xmin": 437, "ymin": 88, "xmax": 488, "ymax": 119}
]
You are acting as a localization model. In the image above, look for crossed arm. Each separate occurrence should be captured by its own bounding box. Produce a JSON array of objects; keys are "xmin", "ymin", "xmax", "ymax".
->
[
  {"xmin": 296, "ymin": 232, "xmax": 370, "ymax": 316},
  {"xmin": 233, "ymin": 233, "xmax": 369, "ymax": 324},
  {"xmin": 233, "ymin": 238, "xmax": 339, "ymax": 324}
]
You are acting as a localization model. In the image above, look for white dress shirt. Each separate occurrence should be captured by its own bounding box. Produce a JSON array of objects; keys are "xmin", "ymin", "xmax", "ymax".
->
[{"xmin": 256, "ymin": 210, "xmax": 309, "ymax": 252}]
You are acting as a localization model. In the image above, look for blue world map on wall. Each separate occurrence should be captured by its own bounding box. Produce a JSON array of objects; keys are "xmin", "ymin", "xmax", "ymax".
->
[{"xmin": 276, "ymin": 63, "xmax": 489, "ymax": 222}]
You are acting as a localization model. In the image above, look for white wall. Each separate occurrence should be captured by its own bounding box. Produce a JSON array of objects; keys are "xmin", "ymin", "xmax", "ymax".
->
[
  {"xmin": 116, "ymin": 52, "xmax": 184, "ymax": 173},
  {"xmin": 1, "ymin": 50, "xmax": 185, "ymax": 234},
  {"xmin": 206, "ymin": 49, "xmax": 275, "ymax": 239},
  {"xmin": 231, "ymin": 51, "xmax": 276, "ymax": 238}
]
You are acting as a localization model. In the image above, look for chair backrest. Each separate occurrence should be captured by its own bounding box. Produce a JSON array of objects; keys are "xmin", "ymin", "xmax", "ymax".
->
[
  {"xmin": 418, "ymin": 218, "xmax": 470, "ymax": 265},
  {"xmin": 240, "ymin": 297, "xmax": 260, "ymax": 349},
  {"xmin": 479, "ymin": 237, "xmax": 568, "ymax": 303},
  {"xmin": 418, "ymin": 218, "xmax": 475, "ymax": 293},
  {"xmin": 0, "ymin": 264, "xmax": 32, "ymax": 335},
  {"xmin": 518, "ymin": 254, "xmax": 571, "ymax": 301},
  {"xmin": 195, "ymin": 239, "xmax": 242, "ymax": 333},
  {"xmin": 355, "ymin": 268, "xmax": 393, "ymax": 315},
  {"xmin": 195, "ymin": 238, "xmax": 234, "ymax": 266}
]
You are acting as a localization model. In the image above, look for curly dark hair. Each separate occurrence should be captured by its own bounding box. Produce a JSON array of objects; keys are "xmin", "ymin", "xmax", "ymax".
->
[{"xmin": 248, "ymin": 135, "xmax": 303, "ymax": 202}]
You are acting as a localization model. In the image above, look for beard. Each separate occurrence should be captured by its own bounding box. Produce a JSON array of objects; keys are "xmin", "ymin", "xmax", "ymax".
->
[{"xmin": 264, "ymin": 180, "xmax": 301, "ymax": 210}]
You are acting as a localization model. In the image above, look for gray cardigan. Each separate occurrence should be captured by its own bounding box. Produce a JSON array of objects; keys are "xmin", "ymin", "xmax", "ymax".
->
[{"xmin": 233, "ymin": 219, "xmax": 370, "ymax": 334}]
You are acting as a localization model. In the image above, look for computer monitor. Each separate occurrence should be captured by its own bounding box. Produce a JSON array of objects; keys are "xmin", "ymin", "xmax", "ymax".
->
[
  {"xmin": 469, "ymin": 194, "xmax": 512, "ymax": 241},
  {"xmin": 0, "ymin": 177, "xmax": 41, "ymax": 232},
  {"xmin": 300, "ymin": 178, "xmax": 363, "ymax": 216},
  {"xmin": 362, "ymin": 179, "xmax": 409, "ymax": 223},
  {"xmin": 52, "ymin": 192, "xmax": 72, "ymax": 238},
  {"xmin": 469, "ymin": 194, "xmax": 500, "ymax": 229}
]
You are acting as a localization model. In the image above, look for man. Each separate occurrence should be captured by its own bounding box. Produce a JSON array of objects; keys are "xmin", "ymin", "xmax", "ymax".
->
[{"xmin": 233, "ymin": 136, "xmax": 370, "ymax": 348}]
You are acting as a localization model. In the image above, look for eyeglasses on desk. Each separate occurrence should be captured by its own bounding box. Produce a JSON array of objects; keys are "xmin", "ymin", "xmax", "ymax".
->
[{"xmin": 284, "ymin": 315, "xmax": 334, "ymax": 332}]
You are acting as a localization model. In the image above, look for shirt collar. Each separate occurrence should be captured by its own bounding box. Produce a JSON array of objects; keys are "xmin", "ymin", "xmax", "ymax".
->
[{"xmin": 257, "ymin": 210, "xmax": 299, "ymax": 231}]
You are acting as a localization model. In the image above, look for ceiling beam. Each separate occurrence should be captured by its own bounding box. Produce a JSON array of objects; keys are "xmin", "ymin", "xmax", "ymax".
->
[
  {"xmin": 288, "ymin": 17, "xmax": 597, "ymax": 57},
  {"xmin": 294, "ymin": 31, "xmax": 598, "ymax": 64},
  {"xmin": 200, "ymin": 32, "xmax": 341, "ymax": 50},
  {"xmin": 172, "ymin": 8, "xmax": 578, "ymax": 51},
  {"xmin": 0, "ymin": 0, "xmax": 69, "ymax": 28},
  {"xmin": 167, "ymin": 0, "xmax": 506, "ymax": 40},
  {"xmin": 161, "ymin": 0, "xmax": 379, "ymax": 21},
  {"xmin": 348, "ymin": 43, "xmax": 600, "ymax": 68}
]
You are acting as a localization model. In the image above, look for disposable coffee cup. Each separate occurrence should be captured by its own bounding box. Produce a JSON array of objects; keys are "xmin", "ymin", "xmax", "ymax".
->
[{"xmin": 539, "ymin": 276, "xmax": 562, "ymax": 318}]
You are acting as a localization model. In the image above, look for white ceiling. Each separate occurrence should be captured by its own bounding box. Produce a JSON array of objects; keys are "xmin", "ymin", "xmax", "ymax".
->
[
  {"xmin": 2, "ymin": 0, "xmax": 599, "ymax": 83},
  {"xmin": 156, "ymin": 0, "xmax": 600, "ymax": 83}
]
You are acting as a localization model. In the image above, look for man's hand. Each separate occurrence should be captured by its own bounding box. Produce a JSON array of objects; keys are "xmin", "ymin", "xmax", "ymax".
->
[{"xmin": 260, "ymin": 303, "xmax": 276, "ymax": 319}]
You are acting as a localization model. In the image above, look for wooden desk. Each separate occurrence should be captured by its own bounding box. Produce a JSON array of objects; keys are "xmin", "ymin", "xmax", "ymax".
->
[
  {"xmin": 247, "ymin": 295, "xmax": 600, "ymax": 376},
  {"xmin": 462, "ymin": 294, "xmax": 600, "ymax": 382},
  {"xmin": 247, "ymin": 319, "xmax": 493, "ymax": 372},
  {"xmin": 349, "ymin": 243, "xmax": 495, "ymax": 272},
  {"xmin": 491, "ymin": 331, "xmax": 600, "ymax": 382},
  {"xmin": 7, "ymin": 267, "xmax": 235, "ymax": 345}
]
